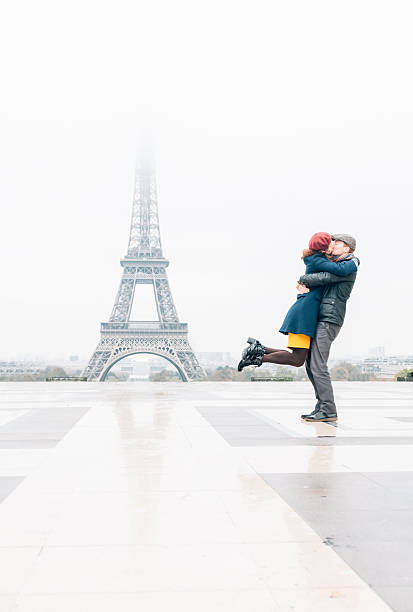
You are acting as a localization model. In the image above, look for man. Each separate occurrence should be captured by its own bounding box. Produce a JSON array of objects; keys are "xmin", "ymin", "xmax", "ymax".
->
[{"xmin": 300, "ymin": 234, "xmax": 359, "ymax": 422}]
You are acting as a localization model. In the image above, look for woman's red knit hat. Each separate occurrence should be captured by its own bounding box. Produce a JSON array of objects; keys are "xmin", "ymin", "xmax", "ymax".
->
[{"xmin": 309, "ymin": 232, "xmax": 331, "ymax": 251}]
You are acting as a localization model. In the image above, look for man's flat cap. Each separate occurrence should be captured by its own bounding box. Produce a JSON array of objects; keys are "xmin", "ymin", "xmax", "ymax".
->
[{"xmin": 332, "ymin": 233, "xmax": 356, "ymax": 250}]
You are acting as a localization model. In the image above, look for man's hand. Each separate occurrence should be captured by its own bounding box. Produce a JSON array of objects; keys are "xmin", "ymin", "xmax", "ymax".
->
[{"xmin": 296, "ymin": 282, "xmax": 309, "ymax": 294}]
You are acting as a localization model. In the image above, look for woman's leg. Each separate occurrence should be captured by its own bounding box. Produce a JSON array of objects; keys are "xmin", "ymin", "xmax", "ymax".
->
[{"xmin": 262, "ymin": 348, "xmax": 308, "ymax": 367}]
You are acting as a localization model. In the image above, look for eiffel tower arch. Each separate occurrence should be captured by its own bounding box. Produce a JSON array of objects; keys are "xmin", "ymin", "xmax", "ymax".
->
[{"xmin": 83, "ymin": 158, "xmax": 205, "ymax": 382}]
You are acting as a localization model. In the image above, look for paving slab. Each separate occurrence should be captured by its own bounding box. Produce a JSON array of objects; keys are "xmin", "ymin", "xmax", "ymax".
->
[{"xmin": 0, "ymin": 381, "xmax": 412, "ymax": 611}]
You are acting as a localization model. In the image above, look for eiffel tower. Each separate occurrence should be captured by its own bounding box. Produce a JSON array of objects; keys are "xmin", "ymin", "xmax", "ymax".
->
[{"xmin": 83, "ymin": 158, "xmax": 205, "ymax": 382}]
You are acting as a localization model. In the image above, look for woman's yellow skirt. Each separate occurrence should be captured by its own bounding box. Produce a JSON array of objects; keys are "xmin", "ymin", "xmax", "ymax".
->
[{"xmin": 287, "ymin": 333, "xmax": 311, "ymax": 349}]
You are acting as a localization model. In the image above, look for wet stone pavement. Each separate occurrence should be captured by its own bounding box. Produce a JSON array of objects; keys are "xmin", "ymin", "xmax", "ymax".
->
[{"xmin": 0, "ymin": 381, "xmax": 412, "ymax": 611}]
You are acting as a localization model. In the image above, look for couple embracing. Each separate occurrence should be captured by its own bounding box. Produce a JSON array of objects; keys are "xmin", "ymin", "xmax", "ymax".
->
[{"xmin": 238, "ymin": 233, "xmax": 359, "ymax": 422}]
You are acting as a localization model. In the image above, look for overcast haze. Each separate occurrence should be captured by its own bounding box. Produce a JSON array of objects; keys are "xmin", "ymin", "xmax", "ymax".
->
[{"xmin": 1, "ymin": 1, "xmax": 412, "ymax": 363}]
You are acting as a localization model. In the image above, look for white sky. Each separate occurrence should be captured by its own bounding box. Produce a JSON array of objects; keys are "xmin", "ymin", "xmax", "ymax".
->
[{"xmin": 1, "ymin": 0, "xmax": 412, "ymax": 363}]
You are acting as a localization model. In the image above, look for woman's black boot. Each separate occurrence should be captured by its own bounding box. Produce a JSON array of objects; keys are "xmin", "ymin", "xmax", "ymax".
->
[
  {"xmin": 242, "ymin": 337, "xmax": 267, "ymax": 360},
  {"xmin": 237, "ymin": 354, "xmax": 263, "ymax": 372}
]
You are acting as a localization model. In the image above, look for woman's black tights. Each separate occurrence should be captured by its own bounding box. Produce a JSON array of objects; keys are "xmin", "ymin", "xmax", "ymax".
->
[{"xmin": 262, "ymin": 347, "xmax": 308, "ymax": 368}]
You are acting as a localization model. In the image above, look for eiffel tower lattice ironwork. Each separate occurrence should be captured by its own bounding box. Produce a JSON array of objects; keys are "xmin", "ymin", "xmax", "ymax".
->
[{"xmin": 83, "ymin": 159, "xmax": 205, "ymax": 382}]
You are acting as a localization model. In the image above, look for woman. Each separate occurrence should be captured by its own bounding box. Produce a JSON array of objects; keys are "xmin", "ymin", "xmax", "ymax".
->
[{"xmin": 238, "ymin": 232, "xmax": 358, "ymax": 371}]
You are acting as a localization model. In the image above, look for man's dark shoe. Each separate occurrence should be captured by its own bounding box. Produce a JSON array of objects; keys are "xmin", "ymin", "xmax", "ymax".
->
[
  {"xmin": 301, "ymin": 403, "xmax": 321, "ymax": 419},
  {"xmin": 302, "ymin": 409, "xmax": 337, "ymax": 422},
  {"xmin": 237, "ymin": 354, "xmax": 263, "ymax": 372}
]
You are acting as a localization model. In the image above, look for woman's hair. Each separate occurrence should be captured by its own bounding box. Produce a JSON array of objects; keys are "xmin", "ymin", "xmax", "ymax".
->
[{"xmin": 302, "ymin": 248, "xmax": 315, "ymax": 259}]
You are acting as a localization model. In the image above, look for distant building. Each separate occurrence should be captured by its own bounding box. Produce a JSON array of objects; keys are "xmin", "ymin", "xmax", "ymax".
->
[
  {"xmin": 368, "ymin": 346, "xmax": 386, "ymax": 359},
  {"xmin": 69, "ymin": 355, "xmax": 79, "ymax": 362},
  {"xmin": 0, "ymin": 361, "xmax": 42, "ymax": 376},
  {"xmin": 149, "ymin": 358, "xmax": 171, "ymax": 377},
  {"xmin": 117, "ymin": 360, "xmax": 151, "ymax": 380},
  {"xmin": 359, "ymin": 355, "xmax": 413, "ymax": 380},
  {"xmin": 198, "ymin": 352, "xmax": 232, "ymax": 368},
  {"xmin": 120, "ymin": 366, "xmax": 134, "ymax": 374}
]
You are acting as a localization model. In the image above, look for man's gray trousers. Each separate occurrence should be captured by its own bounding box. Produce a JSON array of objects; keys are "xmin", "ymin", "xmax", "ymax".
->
[{"xmin": 306, "ymin": 321, "xmax": 341, "ymax": 415}]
